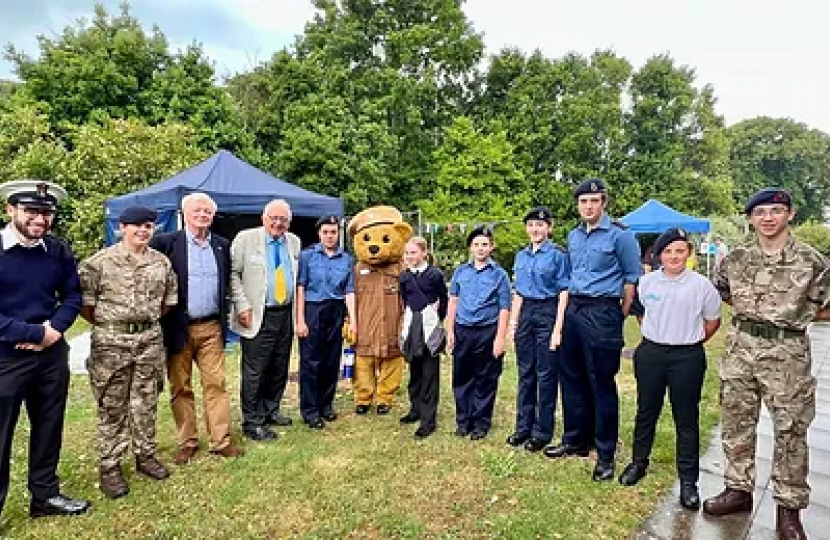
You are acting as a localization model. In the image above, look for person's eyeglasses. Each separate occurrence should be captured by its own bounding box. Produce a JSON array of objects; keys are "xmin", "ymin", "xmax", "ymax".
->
[
  {"xmin": 266, "ymin": 215, "xmax": 291, "ymax": 223},
  {"xmin": 751, "ymin": 206, "xmax": 789, "ymax": 219},
  {"xmin": 20, "ymin": 206, "xmax": 54, "ymax": 218}
]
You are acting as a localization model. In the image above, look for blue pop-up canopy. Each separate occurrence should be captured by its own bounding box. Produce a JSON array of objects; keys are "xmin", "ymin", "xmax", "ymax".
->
[
  {"xmin": 620, "ymin": 199, "xmax": 710, "ymax": 234},
  {"xmin": 104, "ymin": 150, "xmax": 343, "ymax": 244}
]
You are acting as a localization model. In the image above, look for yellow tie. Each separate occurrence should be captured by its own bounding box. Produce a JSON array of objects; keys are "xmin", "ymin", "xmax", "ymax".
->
[{"xmin": 274, "ymin": 265, "xmax": 287, "ymax": 304}]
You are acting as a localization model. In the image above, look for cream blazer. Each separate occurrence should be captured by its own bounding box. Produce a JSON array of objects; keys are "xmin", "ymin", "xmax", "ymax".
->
[{"xmin": 229, "ymin": 227, "xmax": 301, "ymax": 338}]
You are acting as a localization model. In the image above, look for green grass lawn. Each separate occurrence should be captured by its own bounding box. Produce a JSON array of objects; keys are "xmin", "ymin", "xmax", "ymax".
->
[{"xmin": 2, "ymin": 312, "xmax": 728, "ymax": 539}]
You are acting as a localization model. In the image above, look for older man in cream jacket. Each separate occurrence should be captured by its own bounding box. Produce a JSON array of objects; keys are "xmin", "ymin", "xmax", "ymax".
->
[{"xmin": 230, "ymin": 199, "xmax": 301, "ymax": 441}]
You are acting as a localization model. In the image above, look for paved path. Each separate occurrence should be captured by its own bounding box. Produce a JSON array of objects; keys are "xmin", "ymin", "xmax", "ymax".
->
[{"xmin": 634, "ymin": 322, "xmax": 830, "ymax": 539}]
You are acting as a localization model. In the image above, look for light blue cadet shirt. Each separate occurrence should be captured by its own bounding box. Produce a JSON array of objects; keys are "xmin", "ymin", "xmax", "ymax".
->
[
  {"xmin": 513, "ymin": 239, "xmax": 570, "ymax": 299},
  {"xmin": 567, "ymin": 214, "xmax": 642, "ymax": 297},
  {"xmin": 297, "ymin": 243, "xmax": 355, "ymax": 302},
  {"xmin": 449, "ymin": 258, "xmax": 511, "ymax": 326}
]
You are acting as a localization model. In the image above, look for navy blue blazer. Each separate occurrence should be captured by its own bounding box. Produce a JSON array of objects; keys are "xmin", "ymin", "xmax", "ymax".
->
[{"xmin": 150, "ymin": 230, "xmax": 231, "ymax": 354}]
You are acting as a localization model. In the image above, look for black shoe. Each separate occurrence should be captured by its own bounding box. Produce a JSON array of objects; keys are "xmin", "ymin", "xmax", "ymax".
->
[
  {"xmin": 414, "ymin": 426, "xmax": 435, "ymax": 439},
  {"xmin": 355, "ymin": 405, "xmax": 370, "ymax": 415},
  {"xmin": 376, "ymin": 404, "xmax": 391, "ymax": 415},
  {"xmin": 306, "ymin": 417, "xmax": 325, "ymax": 429},
  {"xmin": 400, "ymin": 411, "xmax": 420, "ymax": 424},
  {"xmin": 244, "ymin": 426, "xmax": 278, "ymax": 441},
  {"xmin": 322, "ymin": 411, "xmax": 338, "ymax": 422},
  {"xmin": 455, "ymin": 426, "xmax": 470, "ymax": 437},
  {"xmin": 524, "ymin": 438, "xmax": 547, "ymax": 452},
  {"xmin": 469, "ymin": 429, "xmax": 488, "ymax": 441},
  {"xmin": 267, "ymin": 413, "xmax": 292, "ymax": 427},
  {"xmin": 30, "ymin": 494, "xmax": 91, "ymax": 518},
  {"xmin": 543, "ymin": 443, "xmax": 590, "ymax": 459},
  {"xmin": 506, "ymin": 432, "xmax": 530, "ymax": 447},
  {"xmin": 619, "ymin": 461, "xmax": 649, "ymax": 486},
  {"xmin": 679, "ymin": 481, "xmax": 701, "ymax": 511},
  {"xmin": 593, "ymin": 460, "xmax": 615, "ymax": 482}
]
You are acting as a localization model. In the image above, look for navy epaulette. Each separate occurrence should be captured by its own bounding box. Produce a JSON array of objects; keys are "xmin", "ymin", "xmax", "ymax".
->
[
  {"xmin": 611, "ymin": 220, "xmax": 628, "ymax": 230},
  {"xmin": 552, "ymin": 243, "xmax": 566, "ymax": 253}
]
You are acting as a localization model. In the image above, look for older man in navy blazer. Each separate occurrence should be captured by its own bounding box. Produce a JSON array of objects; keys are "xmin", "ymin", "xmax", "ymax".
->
[{"xmin": 151, "ymin": 193, "xmax": 245, "ymax": 464}]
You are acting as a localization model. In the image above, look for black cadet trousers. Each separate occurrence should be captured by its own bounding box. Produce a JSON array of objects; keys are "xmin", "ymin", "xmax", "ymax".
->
[
  {"xmin": 406, "ymin": 350, "xmax": 440, "ymax": 431},
  {"xmin": 0, "ymin": 341, "xmax": 70, "ymax": 515},
  {"xmin": 240, "ymin": 305, "xmax": 293, "ymax": 429},
  {"xmin": 299, "ymin": 299, "xmax": 345, "ymax": 422},
  {"xmin": 632, "ymin": 338, "xmax": 706, "ymax": 482}
]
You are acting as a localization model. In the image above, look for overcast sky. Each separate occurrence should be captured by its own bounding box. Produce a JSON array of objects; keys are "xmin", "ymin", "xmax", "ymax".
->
[{"xmin": 1, "ymin": 0, "xmax": 828, "ymax": 132}]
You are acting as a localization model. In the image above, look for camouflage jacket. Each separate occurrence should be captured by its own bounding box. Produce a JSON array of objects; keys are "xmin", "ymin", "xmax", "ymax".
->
[
  {"xmin": 79, "ymin": 243, "xmax": 178, "ymax": 324},
  {"xmin": 714, "ymin": 234, "xmax": 830, "ymax": 331}
]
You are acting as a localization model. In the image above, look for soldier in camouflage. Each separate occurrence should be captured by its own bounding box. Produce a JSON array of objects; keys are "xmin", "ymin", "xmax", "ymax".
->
[
  {"xmin": 79, "ymin": 206, "xmax": 178, "ymax": 499},
  {"xmin": 705, "ymin": 188, "xmax": 830, "ymax": 540}
]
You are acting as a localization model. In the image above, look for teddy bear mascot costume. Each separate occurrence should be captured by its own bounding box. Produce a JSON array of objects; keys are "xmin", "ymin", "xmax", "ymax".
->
[{"xmin": 347, "ymin": 206, "xmax": 413, "ymax": 415}]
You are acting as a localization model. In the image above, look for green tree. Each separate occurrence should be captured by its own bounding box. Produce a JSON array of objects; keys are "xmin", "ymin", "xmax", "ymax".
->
[
  {"xmin": 727, "ymin": 117, "xmax": 830, "ymax": 223},
  {"xmin": 62, "ymin": 118, "xmax": 206, "ymax": 257},
  {"xmin": 418, "ymin": 116, "xmax": 527, "ymax": 269},
  {"xmin": 4, "ymin": 3, "xmax": 248, "ymax": 152},
  {"xmin": 794, "ymin": 222, "xmax": 830, "ymax": 257},
  {"xmin": 0, "ymin": 96, "xmax": 67, "ymax": 186},
  {"xmin": 621, "ymin": 55, "xmax": 733, "ymax": 216}
]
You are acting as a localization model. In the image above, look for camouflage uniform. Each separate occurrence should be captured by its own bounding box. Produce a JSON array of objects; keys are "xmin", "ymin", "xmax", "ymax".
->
[
  {"xmin": 79, "ymin": 243, "xmax": 177, "ymax": 470},
  {"xmin": 714, "ymin": 235, "xmax": 830, "ymax": 509}
]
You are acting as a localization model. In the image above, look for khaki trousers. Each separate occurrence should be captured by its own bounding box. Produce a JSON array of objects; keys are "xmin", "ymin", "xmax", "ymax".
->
[
  {"xmin": 168, "ymin": 321, "xmax": 230, "ymax": 451},
  {"xmin": 354, "ymin": 355, "xmax": 404, "ymax": 406}
]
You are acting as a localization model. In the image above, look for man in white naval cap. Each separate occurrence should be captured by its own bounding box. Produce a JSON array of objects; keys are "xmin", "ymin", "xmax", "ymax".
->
[{"xmin": 0, "ymin": 179, "xmax": 91, "ymax": 521}]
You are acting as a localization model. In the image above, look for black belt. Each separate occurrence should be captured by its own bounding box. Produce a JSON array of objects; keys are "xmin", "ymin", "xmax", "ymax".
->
[
  {"xmin": 641, "ymin": 337, "xmax": 703, "ymax": 349},
  {"xmin": 522, "ymin": 297, "xmax": 559, "ymax": 305},
  {"xmin": 569, "ymin": 295, "xmax": 620, "ymax": 306},
  {"xmin": 188, "ymin": 314, "xmax": 220, "ymax": 325},
  {"xmin": 265, "ymin": 303, "xmax": 292, "ymax": 312},
  {"xmin": 734, "ymin": 319, "xmax": 804, "ymax": 340}
]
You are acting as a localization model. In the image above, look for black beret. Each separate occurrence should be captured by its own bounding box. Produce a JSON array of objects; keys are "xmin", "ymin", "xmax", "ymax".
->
[
  {"xmin": 744, "ymin": 187, "xmax": 792, "ymax": 215},
  {"xmin": 315, "ymin": 214, "xmax": 340, "ymax": 231},
  {"xmin": 466, "ymin": 225, "xmax": 494, "ymax": 247},
  {"xmin": 119, "ymin": 206, "xmax": 158, "ymax": 225},
  {"xmin": 523, "ymin": 206, "xmax": 553, "ymax": 224},
  {"xmin": 652, "ymin": 227, "xmax": 691, "ymax": 257},
  {"xmin": 574, "ymin": 178, "xmax": 607, "ymax": 198}
]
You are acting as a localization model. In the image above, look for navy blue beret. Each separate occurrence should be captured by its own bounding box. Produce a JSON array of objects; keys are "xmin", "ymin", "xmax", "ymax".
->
[
  {"xmin": 119, "ymin": 206, "xmax": 158, "ymax": 225},
  {"xmin": 466, "ymin": 225, "xmax": 494, "ymax": 247},
  {"xmin": 652, "ymin": 227, "xmax": 691, "ymax": 257},
  {"xmin": 574, "ymin": 178, "xmax": 607, "ymax": 198},
  {"xmin": 744, "ymin": 188, "xmax": 792, "ymax": 215},
  {"xmin": 315, "ymin": 214, "xmax": 340, "ymax": 231},
  {"xmin": 523, "ymin": 206, "xmax": 553, "ymax": 224}
]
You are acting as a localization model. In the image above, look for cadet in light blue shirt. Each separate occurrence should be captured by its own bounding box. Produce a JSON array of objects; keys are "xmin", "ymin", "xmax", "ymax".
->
[
  {"xmin": 446, "ymin": 225, "xmax": 511, "ymax": 441},
  {"xmin": 545, "ymin": 179, "xmax": 643, "ymax": 484},
  {"xmin": 295, "ymin": 215, "xmax": 357, "ymax": 428},
  {"xmin": 507, "ymin": 206, "xmax": 570, "ymax": 452}
]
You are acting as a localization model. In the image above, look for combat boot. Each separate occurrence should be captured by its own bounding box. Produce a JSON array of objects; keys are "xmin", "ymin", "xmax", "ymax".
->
[
  {"xmin": 99, "ymin": 464, "xmax": 129, "ymax": 499},
  {"xmin": 702, "ymin": 487, "xmax": 752, "ymax": 516},
  {"xmin": 777, "ymin": 506, "xmax": 807, "ymax": 540},
  {"xmin": 136, "ymin": 455, "xmax": 170, "ymax": 480}
]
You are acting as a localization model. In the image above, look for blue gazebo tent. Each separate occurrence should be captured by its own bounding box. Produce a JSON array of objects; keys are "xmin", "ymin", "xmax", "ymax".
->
[
  {"xmin": 619, "ymin": 199, "xmax": 710, "ymax": 234},
  {"xmin": 104, "ymin": 150, "xmax": 343, "ymax": 245}
]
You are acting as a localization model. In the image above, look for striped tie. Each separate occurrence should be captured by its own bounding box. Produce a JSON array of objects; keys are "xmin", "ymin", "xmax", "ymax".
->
[{"xmin": 274, "ymin": 242, "xmax": 287, "ymax": 304}]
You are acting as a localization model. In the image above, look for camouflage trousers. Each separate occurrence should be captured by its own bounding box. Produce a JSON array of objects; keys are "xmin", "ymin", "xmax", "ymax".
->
[
  {"xmin": 88, "ymin": 327, "xmax": 165, "ymax": 470},
  {"xmin": 719, "ymin": 327, "xmax": 815, "ymax": 509}
]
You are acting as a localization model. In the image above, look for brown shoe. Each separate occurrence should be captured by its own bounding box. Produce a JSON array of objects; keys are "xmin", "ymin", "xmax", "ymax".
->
[
  {"xmin": 99, "ymin": 465, "xmax": 129, "ymax": 499},
  {"xmin": 136, "ymin": 455, "xmax": 171, "ymax": 480},
  {"xmin": 211, "ymin": 444, "xmax": 246, "ymax": 458},
  {"xmin": 777, "ymin": 506, "xmax": 807, "ymax": 540},
  {"xmin": 702, "ymin": 488, "xmax": 753, "ymax": 516},
  {"xmin": 174, "ymin": 446, "xmax": 198, "ymax": 465}
]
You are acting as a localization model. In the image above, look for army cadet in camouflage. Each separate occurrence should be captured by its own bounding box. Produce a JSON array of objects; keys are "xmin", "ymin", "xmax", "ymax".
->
[
  {"xmin": 705, "ymin": 188, "xmax": 830, "ymax": 540},
  {"xmin": 79, "ymin": 206, "xmax": 178, "ymax": 500}
]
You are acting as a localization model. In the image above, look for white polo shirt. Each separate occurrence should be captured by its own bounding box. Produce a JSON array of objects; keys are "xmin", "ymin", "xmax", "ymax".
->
[{"xmin": 638, "ymin": 269, "xmax": 722, "ymax": 345}]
